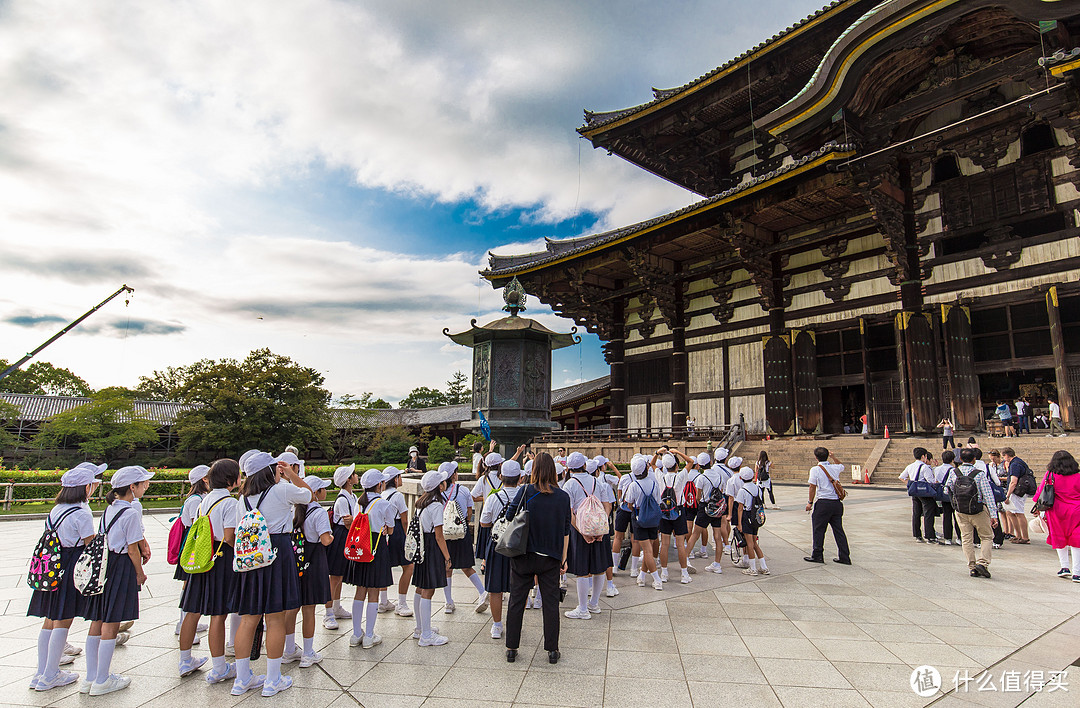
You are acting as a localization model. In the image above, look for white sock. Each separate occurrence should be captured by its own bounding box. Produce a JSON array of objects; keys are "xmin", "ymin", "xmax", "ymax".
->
[
  {"xmin": 228, "ymin": 614, "xmax": 240, "ymax": 644},
  {"xmin": 236, "ymin": 657, "xmax": 252, "ymax": 682},
  {"xmin": 591, "ymin": 575, "xmax": 604, "ymax": 604},
  {"xmin": 284, "ymin": 633, "xmax": 295, "ymax": 654},
  {"xmin": 180, "ymin": 648, "xmax": 192, "ymax": 662},
  {"xmin": 84, "ymin": 635, "xmax": 100, "ymax": 684},
  {"xmin": 758, "ymin": 558, "xmax": 768, "ymax": 571},
  {"xmin": 352, "ymin": 600, "xmax": 364, "ymax": 637},
  {"xmin": 607, "ymin": 579, "xmax": 616, "ymax": 588},
  {"xmin": 45, "ymin": 627, "xmax": 68, "ymax": 678},
  {"xmin": 575, "ymin": 578, "xmax": 590, "ymax": 612},
  {"xmin": 749, "ymin": 558, "xmax": 758, "ymax": 571},
  {"xmin": 379, "ymin": 590, "xmax": 388, "ymax": 604},
  {"xmin": 651, "ymin": 571, "xmax": 661, "ymax": 583},
  {"xmin": 1058, "ymin": 547, "xmax": 1071, "ymax": 567},
  {"xmin": 212, "ymin": 655, "xmax": 226, "ymax": 671},
  {"xmin": 95, "ymin": 639, "xmax": 116, "ymax": 684},
  {"xmin": 303, "ymin": 636, "xmax": 314, "ymax": 654},
  {"xmin": 630, "ymin": 556, "xmax": 640, "ymax": 572},
  {"xmin": 443, "ymin": 586, "xmax": 454, "ymax": 604},
  {"xmin": 493, "ymin": 621, "xmax": 502, "ymax": 629},
  {"xmin": 1072, "ymin": 546, "xmax": 1080, "ymax": 576},
  {"xmin": 468, "ymin": 573, "xmax": 485, "ymax": 595},
  {"xmin": 413, "ymin": 591, "xmax": 423, "ymax": 633},
  {"xmin": 681, "ymin": 566, "xmax": 691, "ymax": 576},
  {"xmin": 398, "ymin": 593, "xmax": 408, "ymax": 606},
  {"xmin": 365, "ymin": 602, "xmax": 378, "ymax": 637},
  {"xmin": 35, "ymin": 625, "xmax": 51, "ymax": 677},
  {"xmin": 266, "ymin": 657, "xmax": 281, "ymax": 683},
  {"xmin": 612, "ymin": 552, "xmax": 619, "ymax": 567},
  {"xmin": 332, "ymin": 600, "xmax": 342, "ymax": 612},
  {"xmin": 325, "ymin": 604, "xmax": 334, "ymax": 618},
  {"xmin": 419, "ymin": 598, "xmax": 433, "ymax": 637}
]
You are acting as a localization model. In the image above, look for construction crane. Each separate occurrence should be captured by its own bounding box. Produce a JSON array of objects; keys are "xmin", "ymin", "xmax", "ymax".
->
[{"xmin": 0, "ymin": 284, "xmax": 135, "ymax": 385}]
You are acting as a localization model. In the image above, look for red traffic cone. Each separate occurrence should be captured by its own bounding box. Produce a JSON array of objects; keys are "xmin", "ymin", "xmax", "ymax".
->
[
  {"xmin": 884, "ymin": 425, "xmax": 890, "ymax": 439},
  {"xmin": 864, "ymin": 467, "xmax": 871, "ymax": 484}
]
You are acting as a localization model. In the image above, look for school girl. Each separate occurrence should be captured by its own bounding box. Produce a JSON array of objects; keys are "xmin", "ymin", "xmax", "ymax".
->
[
  {"xmin": 229, "ymin": 452, "xmax": 313, "ymax": 697},
  {"xmin": 412, "ymin": 469, "xmax": 453, "ymax": 647},
  {"xmin": 178, "ymin": 458, "xmax": 240, "ymax": 682},
  {"xmin": 723, "ymin": 455, "xmax": 745, "ymax": 555},
  {"xmin": 592, "ymin": 457, "xmax": 621, "ymax": 597},
  {"xmin": 27, "ymin": 465, "xmax": 99, "ymax": 692},
  {"xmin": 344, "ymin": 469, "xmax": 395, "ymax": 649},
  {"xmin": 683, "ymin": 452, "xmax": 711, "ymax": 558},
  {"xmin": 324, "ymin": 464, "xmax": 358, "ymax": 630},
  {"xmin": 472, "ymin": 451, "xmax": 504, "ymax": 566},
  {"xmin": 478, "ymin": 459, "xmax": 523, "ymax": 638},
  {"xmin": 378, "ymin": 466, "xmax": 414, "ymax": 617},
  {"xmin": 657, "ymin": 449, "xmax": 695, "ymax": 583},
  {"xmin": 734, "ymin": 467, "xmax": 769, "ymax": 575},
  {"xmin": 691, "ymin": 452, "xmax": 728, "ymax": 573},
  {"xmin": 755, "ymin": 451, "xmax": 776, "ymax": 508},
  {"xmin": 83, "ymin": 465, "xmax": 152, "ymax": 696},
  {"xmin": 562, "ymin": 452, "xmax": 615, "ymax": 619},
  {"xmin": 439, "ymin": 461, "xmax": 488, "ymax": 614},
  {"xmin": 623, "ymin": 456, "xmax": 663, "ymax": 590},
  {"xmin": 282, "ymin": 475, "xmax": 332, "ymax": 667},
  {"xmin": 174, "ymin": 465, "xmax": 210, "ymax": 638}
]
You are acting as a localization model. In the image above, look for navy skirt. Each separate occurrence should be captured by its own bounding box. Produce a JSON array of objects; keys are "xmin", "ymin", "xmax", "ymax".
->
[
  {"xmin": 483, "ymin": 535, "xmax": 511, "ymax": 594},
  {"xmin": 412, "ymin": 533, "xmax": 447, "ymax": 590},
  {"xmin": 386, "ymin": 518, "xmax": 409, "ymax": 567},
  {"xmin": 84, "ymin": 551, "xmax": 140, "ymax": 624},
  {"xmin": 232, "ymin": 535, "xmax": 301, "ymax": 615},
  {"xmin": 27, "ymin": 547, "xmax": 87, "ymax": 621},
  {"xmin": 299, "ymin": 542, "xmax": 331, "ymax": 606},
  {"xmin": 326, "ymin": 522, "xmax": 350, "ymax": 576},
  {"xmin": 344, "ymin": 533, "xmax": 393, "ymax": 589},
  {"xmin": 180, "ymin": 545, "xmax": 236, "ymax": 617},
  {"xmin": 474, "ymin": 525, "xmax": 492, "ymax": 564},
  {"xmin": 446, "ymin": 524, "xmax": 475, "ymax": 569},
  {"xmin": 566, "ymin": 527, "xmax": 612, "ymax": 577}
]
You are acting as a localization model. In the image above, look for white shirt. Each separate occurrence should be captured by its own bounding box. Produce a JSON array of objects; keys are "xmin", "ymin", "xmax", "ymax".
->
[
  {"xmin": 617, "ymin": 474, "xmax": 635, "ymax": 510},
  {"xmin": 472, "ymin": 452, "xmax": 483, "ymax": 477},
  {"xmin": 381, "ymin": 487, "xmax": 408, "ymax": 524},
  {"xmin": 471, "ymin": 469, "xmax": 503, "ymax": 500},
  {"xmin": 1015, "ymin": 400, "xmax": 1026, "ymax": 415},
  {"xmin": 102, "ymin": 500, "xmax": 144, "ymax": 553},
  {"xmin": 180, "ymin": 494, "xmax": 204, "ymax": 527},
  {"xmin": 734, "ymin": 481, "xmax": 761, "ymax": 511},
  {"xmin": 696, "ymin": 467, "xmax": 724, "ymax": 498},
  {"xmin": 623, "ymin": 476, "xmax": 662, "ymax": 507},
  {"xmin": 480, "ymin": 487, "xmax": 516, "ymax": 525},
  {"xmin": 1050, "ymin": 402, "xmax": 1061, "ymax": 419},
  {"xmin": 300, "ymin": 500, "xmax": 332, "ymax": 543},
  {"xmin": 419, "ymin": 501, "xmax": 444, "ymax": 533},
  {"xmin": 899, "ymin": 460, "xmax": 933, "ymax": 483},
  {"xmin": 564, "ymin": 473, "xmax": 615, "ymax": 512},
  {"xmin": 442, "ymin": 483, "xmax": 474, "ymax": 520},
  {"xmin": 198, "ymin": 489, "xmax": 238, "ymax": 540},
  {"xmin": 809, "ymin": 462, "xmax": 845, "ymax": 501},
  {"xmin": 933, "ymin": 463, "xmax": 955, "ymax": 485},
  {"xmin": 662, "ymin": 470, "xmax": 689, "ymax": 505},
  {"xmin": 332, "ymin": 489, "xmax": 358, "ymax": 525},
  {"xmin": 48, "ymin": 502, "xmax": 95, "ymax": 547},
  {"xmin": 360, "ymin": 492, "xmax": 395, "ymax": 533},
  {"xmin": 238, "ymin": 481, "xmax": 312, "ymax": 534},
  {"xmin": 724, "ymin": 475, "xmax": 745, "ymax": 501}
]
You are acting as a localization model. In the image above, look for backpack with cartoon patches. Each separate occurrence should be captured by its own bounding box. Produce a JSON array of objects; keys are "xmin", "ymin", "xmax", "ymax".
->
[
  {"xmin": 233, "ymin": 490, "xmax": 277, "ymax": 573},
  {"xmin": 27, "ymin": 508, "xmax": 79, "ymax": 591}
]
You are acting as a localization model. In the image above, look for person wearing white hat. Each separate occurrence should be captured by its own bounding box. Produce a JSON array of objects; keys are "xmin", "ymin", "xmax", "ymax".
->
[
  {"xmin": 344, "ymin": 469, "xmax": 396, "ymax": 650},
  {"xmin": 478, "ymin": 459, "xmax": 524, "ymax": 638},
  {"xmin": 282, "ymin": 476, "xmax": 333, "ymax": 668},
  {"xmin": 324, "ymin": 464, "xmax": 359, "ymax": 630},
  {"xmin": 562, "ymin": 452, "xmax": 615, "ymax": 619},
  {"xmin": 27, "ymin": 465, "xmax": 101, "ymax": 693},
  {"xmin": 378, "ymin": 466, "xmax": 414, "ymax": 617},
  {"xmin": 690, "ymin": 455, "xmax": 728, "ymax": 573},
  {"xmin": 173, "ymin": 465, "xmax": 212, "ymax": 638},
  {"xmin": 83, "ymin": 466, "xmax": 154, "ymax": 696},
  {"xmin": 613, "ymin": 456, "xmax": 644, "ymax": 578},
  {"xmin": 411, "ymin": 469, "xmax": 454, "ymax": 647},
  {"xmin": 734, "ymin": 467, "xmax": 769, "ymax": 575},
  {"xmin": 622, "ymin": 457, "xmax": 664, "ymax": 591},
  {"xmin": 591, "ymin": 457, "xmax": 622, "ymax": 597},
  {"xmin": 473, "ymin": 446, "xmax": 526, "ymax": 563},
  {"xmin": 439, "ymin": 461, "xmax": 487, "ymax": 614},
  {"xmin": 406, "ymin": 445, "xmax": 426, "ymax": 473},
  {"xmin": 723, "ymin": 456, "xmax": 747, "ymax": 564},
  {"xmin": 684, "ymin": 452, "xmax": 712, "ymax": 559},
  {"xmin": 651, "ymin": 448, "xmax": 695, "ymax": 584}
]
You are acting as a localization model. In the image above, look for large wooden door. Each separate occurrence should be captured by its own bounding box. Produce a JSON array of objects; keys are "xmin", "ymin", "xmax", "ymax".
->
[
  {"xmin": 901, "ymin": 311, "xmax": 939, "ymax": 432},
  {"xmin": 942, "ymin": 305, "xmax": 981, "ymax": 428},
  {"xmin": 763, "ymin": 334, "xmax": 795, "ymax": 435},
  {"xmin": 791, "ymin": 329, "xmax": 821, "ymax": 433},
  {"xmin": 871, "ymin": 377, "xmax": 904, "ymax": 431}
]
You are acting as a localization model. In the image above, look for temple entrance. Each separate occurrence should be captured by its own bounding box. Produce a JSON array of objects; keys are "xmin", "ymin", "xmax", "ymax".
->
[
  {"xmin": 978, "ymin": 368, "xmax": 1057, "ymax": 424},
  {"xmin": 821, "ymin": 385, "xmax": 866, "ymax": 434}
]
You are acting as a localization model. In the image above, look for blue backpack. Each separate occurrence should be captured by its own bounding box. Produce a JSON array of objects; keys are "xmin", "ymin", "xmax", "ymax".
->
[{"xmin": 634, "ymin": 479, "xmax": 661, "ymax": 528}]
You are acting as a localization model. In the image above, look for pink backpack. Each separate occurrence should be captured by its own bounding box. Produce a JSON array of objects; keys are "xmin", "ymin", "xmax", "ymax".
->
[
  {"xmin": 575, "ymin": 477, "xmax": 609, "ymax": 537},
  {"xmin": 167, "ymin": 515, "xmax": 185, "ymax": 566}
]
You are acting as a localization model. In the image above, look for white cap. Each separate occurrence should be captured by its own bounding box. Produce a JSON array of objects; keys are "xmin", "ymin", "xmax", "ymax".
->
[
  {"xmin": 740, "ymin": 467, "xmax": 755, "ymax": 481},
  {"xmin": 696, "ymin": 452, "xmax": 712, "ymax": 466},
  {"xmin": 630, "ymin": 456, "xmax": 648, "ymax": 475},
  {"xmin": 594, "ymin": 455, "xmax": 608, "ymax": 466},
  {"xmin": 188, "ymin": 465, "xmax": 210, "ymax": 485},
  {"xmin": 438, "ymin": 461, "xmax": 459, "ymax": 476},
  {"xmin": 62, "ymin": 465, "xmax": 102, "ymax": 488},
  {"xmin": 243, "ymin": 452, "xmax": 280, "ymax": 477},
  {"xmin": 501, "ymin": 460, "xmax": 523, "ymax": 477},
  {"xmin": 238, "ymin": 449, "xmax": 260, "ymax": 470},
  {"xmin": 421, "ymin": 469, "xmax": 448, "ymax": 492},
  {"xmin": 661, "ymin": 453, "xmax": 677, "ymax": 469},
  {"xmin": 111, "ymin": 465, "xmax": 154, "ymax": 488},
  {"xmin": 333, "ymin": 463, "xmax": 356, "ymax": 487},
  {"xmin": 360, "ymin": 468, "xmax": 387, "ymax": 489},
  {"xmin": 585, "ymin": 459, "xmax": 598, "ymax": 474},
  {"xmin": 524, "ymin": 460, "xmax": 533, "ymax": 474},
  {"xmin": 484, "ymin": 452, "xmax": 504, "ymax": 467},
  {"xmin": 383, "ymin": 466, "xmax": 403, "ymax": 481},
  {"xmin": 304, "ymin": 475, "xmax": 330, "ymax": 492},
  {"xmin": 277, "ymin": 451, "xmax": 301, "ymax": 467},
  {"xmin": 75, "ymin": 462, "xmax": 108, "ymax": 475},
  {"xmin": 713, "ymin": 447, "xmax": 729, "ymax": 462},
  {"xmin": 566, "ymin": 451, "xmax": 587, "ymax": 469},
  {"xmin": 727, "ymin": 455, "xmax": 743, "ymax": 469}
]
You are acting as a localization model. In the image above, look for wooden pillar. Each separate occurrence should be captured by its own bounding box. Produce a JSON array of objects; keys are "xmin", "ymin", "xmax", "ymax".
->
[
  {"xmin": 1047, "ymin": 286, "xmax": 1074, "ymax": 427},
  {"xmin": 941, "ymin": 304, "xmax": 981, "ymax": 429},
  {"xmin": 791, "ymin": 329, "xmax": 822, "ymax": 434},
  {"xmin": 573, "ymin": 406, "xmax": 580, "ymax": 431},
  {"xmin": 671, "ymin": 324, "xmax": 688, "ymax": 433},
  {"xmin": 763, "ymin": 334, "xmax": 795, "ymax": 435},
  {"xmin": 859, "ymin": 318, "xmax": 873, "ymax": 435},
  {"xmin": 605, "ymin": 300, "xmax": 627, "ymax": 431},
  {"xmin": 900, "ymin": 311, "xmax": 939, "ymax": 433}
]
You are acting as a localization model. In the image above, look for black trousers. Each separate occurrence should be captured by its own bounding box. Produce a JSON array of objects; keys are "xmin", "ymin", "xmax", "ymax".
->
[
  {"xmin": 919, "ymin": 497, "xmax": 938, "ymax": 541},
  {"xmin": 940, "ymin": 501, "xmax": 955, "ymax": 541},
  {"xmin": 505, "ymin": 553, "xmax": 561, "ymax": 652},
  {"xmin": 810, "ymin": 499, "xmax": 850, "ymax": 562},
  {"xmin": 911, "ymin": 497, "xmax": 923, "ymax": 538}
]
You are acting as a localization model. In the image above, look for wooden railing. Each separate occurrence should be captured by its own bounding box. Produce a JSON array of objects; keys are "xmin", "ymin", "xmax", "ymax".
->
[
  {"xmin": 1, "ymin": 479, "xmax": 192, "ymax": 511},
  {"xmin": 537, "ymin": 417, "xmax": 745, "ymax": 448}
]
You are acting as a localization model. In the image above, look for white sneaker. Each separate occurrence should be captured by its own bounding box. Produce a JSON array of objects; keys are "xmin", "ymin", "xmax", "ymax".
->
[
  {"xmin": 652, "ymin": 579, "xmax": 664, "ymax": 591},
  {"xmin": 490, "ymin": 624, "xmax": 503, "ymax": 639},
  {"xmin": 565, "ymin": 608, "xmax": 592, "ymax": 620},
  {"xmin": 686, "ymin": 563, "xmax": 697, "ymax": 574},
  {"xmin": 28, "ymin": 674, "xmax": 41, "ymax": 690},
  {"xmin": 205, "ymin": 663, "xmax": 236, "ymax": 684},
  {"xmin": 605, "ymin": 583, "xmax": 618, "ymax": 597},
  {"xmin": 475, "ymin": 592, "xmax": 490, "ymax": 613},
  {"xmin": 35, "ymin": 670, "xmax": 79, "ymax": 692},
  {"xmin": 418, "ymin": 632, "xmax": 449, "ymax": 647},
  {"xmin": 225, "ymin": 642, "xmax": 235, "ymax": 657},
  {"xmin": 281, "ymin": 648, "xmax": 303, "ymax": 664},
  {"xmin": 333, "ymin": 606, "xmax": 352, "ymax": 619},
  {"xmin": 395, "ymin": 603, "xmax": 413, "ymax": 617},
  {"xmin": 230, "ymin": 673, "xmax": 265, "ymax": 696},
  {"xmin": 444, "ymin": 602, "xmax": 456, "ymax": 615},
  {"xmin": 89, "ymin": 674, "xmax": 131, "ymax": 696},
  {"xmin": 299, "ymin": 651, "xmax": 322, "ymax": 668},
  {"xmin": 660, "ymin": 569, "xmax": 669, "ymax": 583},
  {"xmin": 629, "ymin": 568, "xmax": 639, "ymax": 578},
  {"xmin": 587, "ymin": 603, "xmax": 601, "ymax": 614},
  {"xmin": 680, "ymin": 573, "xmax": 692, "ymax": 584},
  {"xmin": 178, "ymin": 656, "xmax": 207, "ymax": 677},
  {"xmin": 197, "ymin": 622, "xmax": 209, "ymax": 633},
  {"xmin": 532, "ymin": 594, "xmax": 542, "ymax": 609},
  {"xmin": 349, "ymin": 634, "xmax": 364, "ymax": 647},
  {"xmin": 723, "ymin": 545, "xmax": 731, "ymax": 554},
  {"xmin": 362, "ymin": 634, "xmax": 382, "ymax": 649},
  {"xmin": 78, "ymin": 679, "xmax": 93, "ymax": 694},
  {"xmin": 377, "ymin": 600, "xmax": 395, "ymax": 613},
  {"xmin": 322, "ymin": 615, "xmax": 339, "ymax": 630},
  {"xmin": 63, "ymin": 642, "xmax": 82, "ymax": 657},
  {"xmin": 117, "ymin": 621, "xmax": 134, "ymax": 632},
  {"xmin": 115, "ymin": 631, "xmax": 131, "ymax": 646},
  {"xmin": 742, "ymin": 568, "xmax": 759, "ymax": 576},
  {"xmin": 525, "ymin": 596, "xmax": 534, "ymax": 610},
  {"xmin": 636, "ymin": 574, "xmax": 646, "ymax": 587},
  {"xmin": 709, "ymin": 562, "xmax": 723, "ymax": 573},
  {"xmin": 59, "ymin": 653, "xmax": 76, "ymax": 666},
  {"xmin": 261, "ymin": 675, "xmax": 293, "ymax": 697},
  {"xmin": 759, "ymin": 567, "xmax": 771, "ymax": 575}
]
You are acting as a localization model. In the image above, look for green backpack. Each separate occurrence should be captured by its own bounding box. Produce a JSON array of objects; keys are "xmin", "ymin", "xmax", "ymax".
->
[{"xmin": 180, "ymin": 497, "xmax": 227, "ymax": 574}]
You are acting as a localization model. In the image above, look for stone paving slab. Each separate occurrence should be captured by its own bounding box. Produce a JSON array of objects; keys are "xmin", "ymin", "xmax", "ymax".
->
[{"xmin": 1, "ymin": 486, "xmax": 1077, "ymax": 707}]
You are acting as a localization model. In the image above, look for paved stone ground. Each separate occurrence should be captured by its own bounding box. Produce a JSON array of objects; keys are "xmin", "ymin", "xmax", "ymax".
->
[{"xmin": 1, "ymin": 486, "xmax": 1077, "ymax": 707}]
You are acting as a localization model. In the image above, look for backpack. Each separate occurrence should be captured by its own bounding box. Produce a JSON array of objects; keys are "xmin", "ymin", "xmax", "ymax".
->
[
  {"xmin": 952, "ymin": 469, "xmax": 984, "ymax": 516},
  {"xmin": 575, "ymin": 478, "xmax": 610, "ymax": 536},
  {"xmin": 442, "ymin": 485, "xmax": 467, "ymax": 541},
  {"xmin": 1013, "ymin": 459, "xmax": 1037, "ymax": 497},
  {"xmin": 489, "ymin": 490, "xmax": 512, "ymax": 545},
  {"xmin": 484, "ymin": 472, "xmax": 503, "ymax": 497},
  {"xmin": 682, "ymin": 475, "xmax": 699, "ymax": 510},
  {"xmin": 660, "ymin": 479, "xmax": 680, "ymax": 521},
  {"xmin": 757, "ymin": 462, "xmax": 770, "ymax": 482},
  {"xmin": 344, "ymin": 497, "xmax": 382, "ymax": 562},
  {"xmin": 292, "ymin": 506, "xmax": 316, "ymax": 576},
  {"xmin": 73, "ymin": 507, "xmax": 129, "ymax": 596},
  {"xmin": 748, "ymin": 486, "xmax": 766, "ymax": 527},
  {"xmin": 27, "ymin": 508, "xmax": 79, "ymax": 591},
  {"xmin": 633, "ymin": 479, "xmax": 661, "ymax": 528},
  {"xmin": 403, "ymin": 512, "xmax": 424, "ymax": 564},
  {"xmin": 180, "ymin": 497, "xmax": 227, "ymax": 574},
  {"xmin": 704, "ymin": 478, "xmax": 727, "ymax": 518},
  {"xmin": 167, "ymin": 494, "xmax": 203, "ymax": 566},
  {"xmin": 328, "ymin": 491, "xmax": 348, "ymax": 526},
  {"xmin": 233, "ymin": 490, "xmax": 277, "ymax": 573}
]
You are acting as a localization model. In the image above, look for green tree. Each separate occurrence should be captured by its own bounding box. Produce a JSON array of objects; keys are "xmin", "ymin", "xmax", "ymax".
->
[
  {"xmin": 372, "ymin": 425, "xmax": 415, "ymax": 464},
  {"xmin": 338, "ymin": 392, "xmax": 391, "ymax": 409},
  {"xmin": 0, "ymin": 399, "xmax": 20, "ymax": 450},
  {"xmin": 426, "ymin": 436, "xmax": 456, "ymax": 464},
  {"xmin": 173, "ymin": 349, "xmax": 332, "ymax": 456},
  {"xmin": 0, "ymin": 360, "xmax": 91, "ymax": 396},
  {"xmin": 398, "ymin": 386, "xmax": 446, "ymax": 409},
  {"xmin": 35, "ymin": 391, "xmax": 158, "ymax": 459},
  {"xmin": 135, "ymin": 360, "xmax": 214, "ymax": 400},
  {"xmin": 445, "ymin": 371, "xmax": 471, "ymax": 405}
]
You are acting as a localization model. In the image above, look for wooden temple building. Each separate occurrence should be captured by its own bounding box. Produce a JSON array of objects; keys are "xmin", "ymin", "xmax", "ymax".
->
[{"xmin": 483, "ymin": 0, "xmax": 1080, "ymax": 436}]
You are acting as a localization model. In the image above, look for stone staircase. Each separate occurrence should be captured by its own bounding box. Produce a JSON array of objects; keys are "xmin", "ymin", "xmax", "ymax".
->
[
  {"xmin": 882, "ymin": 434, "xmax": 1079, "ymax": 477},
  {"xmin": 730, "ymin": 435, "xmax": 895, "ymax": 487}
]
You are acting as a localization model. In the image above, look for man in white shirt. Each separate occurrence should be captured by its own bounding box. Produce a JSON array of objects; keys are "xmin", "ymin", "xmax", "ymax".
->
[
  {"xmin": 1015, "ymin": 397, "xmax": 1029, "ymax": 435},
  {"xmin": 804, "ymin": 447, "xmax": 850, "ymax": 565},
  {"xmin": 1048, "ymin": 398, "xmax": 1066, "ymax": 436},
  {"xmin": 899, "ymin": 447, "xmax": 939, "ymax": 544}
]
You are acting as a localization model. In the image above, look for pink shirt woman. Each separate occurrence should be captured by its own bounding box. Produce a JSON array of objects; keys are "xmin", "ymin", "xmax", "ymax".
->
[{"xmin": 1034, "ymin": 451, "xmax": 1080, "ymax": 580}]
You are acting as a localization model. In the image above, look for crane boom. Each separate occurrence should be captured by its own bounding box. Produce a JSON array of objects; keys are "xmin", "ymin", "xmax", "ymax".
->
[{"xmin": 0, "ymin": 284, "xmax": 135, "ymax": 385}]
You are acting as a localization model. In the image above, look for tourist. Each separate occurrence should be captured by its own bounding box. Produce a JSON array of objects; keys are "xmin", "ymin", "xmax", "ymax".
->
[
  {"xmin": 1035, "ymin": 411, "xmax": 1049, "ymax": 429},
  {"xmin": 1016, "ymin": 397, "xmax": 1030, "ymax": 435},
  {"xmin": 472, "ymin": 450, "xmax": 504, "ymax": 563},
  {"xmin": 173, "ymin": 465, "xmax": 211, "ymax": 641},
  {"xmin": 593, "ymin": 457, "xmax": 621, "ymax": 597},
  {"xmin": 503, "ymin": 452, "xmax": 571, "ymax": 665},
  {"xmin": 804, "ymin": 447, "xmax": 850, "ymax": 565},
  {"xmin": 470, "ymin": 440, "xmax": 486, "ymax": 479},
  {"xmin": 411, "ymin": 469, "xmax": 452, "ymax": 647},
  {"xmin": 324, "ymin": 464, "xmax": 358, "ymax": 630},
  {"xmin": 734, "ymin": 466, "xmax": 768, "ymax": 575},
  {"xmin": 946, "ymin": 448, "xmax": 998, "ymax": 578},
  {"xmin": 987, "ymin": 449, "xmax": 1011, "ymax": 539},
  {"xmin": 686, "ymin": 415, "xmax": 696, "ymax": 437},
  {"xmin": 995, "ymin": 401, "xmax": 1015, "ymax": 437},
  {"xmin": 690, "ymin": 451, "xmax": 727, "ymax": 573},
  {"xmin": 178, "ymin": 459, "xmax": 240, "ymax": 684},
  {"xmin": 723, "ymin": 455, "xmax": 745, "ymax": 556},
  {"xmin": 1033, "ymin": 451, "xmax": 1080, "ymax": 581},
  {"xmin": 934, "ymin": 450, "xmax": 959, "ymax": 546},
  {"xmin": 1002, "ymin": 447, "xmax": 1031, "ymax": 544},
  {"xmin": 623, "ymin": 455, "xmax": 663, "ymax": 590},
  {"xmin": 555, "ymin": 447, "xmax": 567, "ymax": 466},
  {"xmin": 344, "ymin": 469, "xmax": 395, "ymax": 650},
  {"xmin": 563, "ymin": 451, "xmax": 615, "ymax": 619},
  {"xmin": 683, "ymin": 452, "xmax": 710, "ymax": 556},
  {"xmin": 657, "ymin": 449, "xmax": 694, "ymax": 583},
  {"xmin": 1048, "ymin": 397, "xmax": 1066, "ymax": 436},
  {"xmin": 26, "ymin": 465, "xmax": 99, "ymax": 692},
  {"xmin": 283, "ymin": 475, "xmax": 332, "ymax": 668},
  {"xmin": 478, "ymin": 459, "xmax": 523, "ymax": 638},
  {"xmin": 938, "ymin": 417, "xmax": 956, "ymax": 450},
  {"xmin": 612, "ymin": 456, "xmax": 640, "ymax": 577},
  {"xmin": 900, "ymin": 447, "xmax": 938, "ymax": 544},
  {"xmin": 755, "ymin": 450, "xmax": 776, "ymax": 508},
  {"xmin": 860, "ymin": 412, "xmax": 869, "ymax": 436},
  {"xmin": 379, "ymin": 466, "xmax": 414, "ymax": 617},
  {"xmin": 439, "ymin": 461, "xmax": 488, "ymax": 614}
]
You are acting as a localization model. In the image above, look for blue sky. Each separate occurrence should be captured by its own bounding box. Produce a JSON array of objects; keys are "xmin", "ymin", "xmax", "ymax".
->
[{"xmin": 0, "ymin": 0, "xmax": 830, "ymax": 402}]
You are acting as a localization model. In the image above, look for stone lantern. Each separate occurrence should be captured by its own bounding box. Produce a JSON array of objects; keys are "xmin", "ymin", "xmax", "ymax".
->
[{"xmin": 444, "ymin": 277, "xmax": 578, "ymax": 450}]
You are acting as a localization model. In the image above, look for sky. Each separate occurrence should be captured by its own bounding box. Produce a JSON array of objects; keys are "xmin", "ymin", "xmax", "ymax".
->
[{"xmin": 0, "ymin": 0, "xmax": 830, "ymax": 404}]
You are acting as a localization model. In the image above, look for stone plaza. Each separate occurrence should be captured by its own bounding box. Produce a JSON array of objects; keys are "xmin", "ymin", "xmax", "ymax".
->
[{"xmin": 0, "ymin": 484, "xmax": 1076, "ymax": 708}]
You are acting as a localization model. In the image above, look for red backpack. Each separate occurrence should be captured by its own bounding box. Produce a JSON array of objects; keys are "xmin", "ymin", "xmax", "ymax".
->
[
  {"xmin": 343, "ymin": 497, "xmax": 382, "ymax": 563},
  {"xmin": 683, "ymin": 475, "xmax": 699, "ymax": 510}
]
